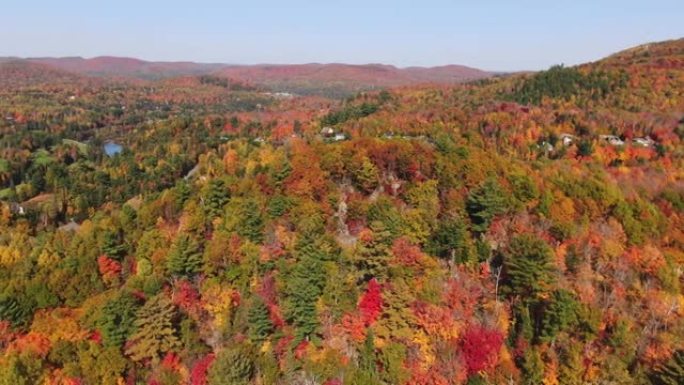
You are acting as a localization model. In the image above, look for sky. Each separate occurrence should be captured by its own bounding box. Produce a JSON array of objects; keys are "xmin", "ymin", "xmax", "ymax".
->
[{"xmin": 0, "ymin": 0, "xmax": 682, "ymax": 71}]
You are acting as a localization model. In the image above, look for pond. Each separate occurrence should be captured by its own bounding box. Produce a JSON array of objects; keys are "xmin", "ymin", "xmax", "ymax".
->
[{"xmin": 103, "ymin": 141, "xmax": 123, "ymax": 157}]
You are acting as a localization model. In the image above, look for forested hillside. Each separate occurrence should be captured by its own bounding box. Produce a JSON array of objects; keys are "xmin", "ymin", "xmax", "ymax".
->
[{"xmin": 0, "ymin": 39, "xmax": 683, "ymax": 385}]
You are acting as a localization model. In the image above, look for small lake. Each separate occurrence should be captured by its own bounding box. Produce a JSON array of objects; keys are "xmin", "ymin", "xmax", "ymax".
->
[{"xmin": 104, "ymin": 141, "xmax": 123, "ymax": 157}]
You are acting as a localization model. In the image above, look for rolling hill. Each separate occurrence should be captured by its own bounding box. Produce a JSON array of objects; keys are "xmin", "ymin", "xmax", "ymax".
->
[{"xmin": 0, "ymin": 56, "xmax": 491, "ymax": 96}]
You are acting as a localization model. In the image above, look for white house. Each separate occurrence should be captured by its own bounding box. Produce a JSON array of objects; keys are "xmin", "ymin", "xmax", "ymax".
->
[
  {"xmin": 321, "ymin": 127, "xmax": 335, "ymax": 137},
  {"xmin": 632, "ymin": 137, "xmax": 655, "ymax": 147},
  {"xmin": 559, "ymin": 133, "xmax": 576, "ymax": 146},
  {"xmin": 599, "ymin": 135, "xmax": 625, "ymax": 146}
]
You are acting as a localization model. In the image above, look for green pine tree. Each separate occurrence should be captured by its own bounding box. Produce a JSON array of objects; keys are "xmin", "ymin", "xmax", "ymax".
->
[
  {"xmin": 427, "ymin": 216, "xmax": 474, "ymax": 264},
  {"xmin": 101, "ymin": 230, "xmax": 125, "ymax": 261},
  {"xmin": 651, "ymin": 350, "xmax": 684, "ymax": 385},
  {"xmin": 0, "ymin": 295, "xmax": 30, "ymax": 329},
  {"xmin": 247, "ymin": 297, "xmax": 274, "ymax": 343},
  {"xmin": 203, "ymin": 178, "xmax": 229, "ymax": 218},
  {"xmin": 98, "ymin": 291, "xmax": 140, "ymax": 348},
  {"xmin": 504, "ymin": 234, "xmax": 556, "ymax": 301},
  {"xmin": 166, "ymin": 234, "xmax": 203, "ymax": 277},
  {"xmin": 237, "ymin": 199, "xmax": 264, "ymax": 244},
  {"xmin": 466, "ymin": 178, "xmax": 508, "ymax": 233},
  {"xmin": 353, "ymin": 221, "xmax": 392, "ymax": 282},
  {"xmin": 540, "ymin": 289, "xmax": 579, "ymax": 342},
  {"xmin": 284, "ymin": 253, "xmax": 325, "ymax": 341}
]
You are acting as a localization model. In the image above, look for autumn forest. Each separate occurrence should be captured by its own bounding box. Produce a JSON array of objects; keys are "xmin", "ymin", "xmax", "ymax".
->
[{"xmin": 0, "ymin": 38, "xmax": 683, "ymax": 385}]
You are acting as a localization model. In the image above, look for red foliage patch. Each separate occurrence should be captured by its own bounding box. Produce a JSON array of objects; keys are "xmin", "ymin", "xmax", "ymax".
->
[
  {"xmin": 231, "ymin": 290, "xmax": 241, "ymax": 307},
  {"xmin": 294, "ymin": 340, "xmax": 309, "ymax": 360},
  {"xmin": 161, "ymin": 352, "xmax": 181, "ymax": 371},
  {"xmin": 443, "ymin": 276, "xmax": 483, "ymax": 321},
  {"xmin": 8, "ymin": 332, "xmax": 51, "ymax": 357},
  {"xmin": 172, "ymin": 279, "xmax": 200, "ymax": 315},
  {"xmin": 460, "ymin": 325, "xmax": 504, "ymax": 375},
  {"xmin": 391, "ymin": 237, "xmax": 423, "ymax": 267},
  {"xmin": 190, "ymin": 353, "xmax": 215, "ymax": 385},
  {"xmin": 259, "ymin": 274, "xmax": 285, "ymax": 328},
  {"xmin": 0, "ymin": 321, "xmax": 17, "ymax": 346},
  {"xmin": 97, "ymin": 255, "xmax": 121, "ymax": 279},
  {"xmin": 341, "ymin": 313, "xmax": 366, "ymax": 342},
  {"xmin": 89, "ymin": 330, "xmax": 102, "ymax": 344},
  {"xmin": 275, "ymin": 335, "xmax": 294, "ymax": 360},
  {"xmin": 359, "ymin": 278, "xmax": 383, "ymax": 326}
]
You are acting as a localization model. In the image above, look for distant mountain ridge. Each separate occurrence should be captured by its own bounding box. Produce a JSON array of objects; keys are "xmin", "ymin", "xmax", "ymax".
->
[
  {"xmin": 0, "ymin": 56, "xmax": 491, "ymax": 95},
  {"xmin": 23, "ymin": 56, "xmax": 227, "ymax": 79},
  {"xmin": 0, "ymin": 60, "xmax": 83, "ymax": 88}
]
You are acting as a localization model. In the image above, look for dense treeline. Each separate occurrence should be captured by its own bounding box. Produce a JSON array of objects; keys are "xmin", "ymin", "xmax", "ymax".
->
[
  {"xmin": 507, "ymin": 64, "xmax": 629, "ymax": 105},
  {"xmin": 0, "ymin": 39, "xmax": 683, "ymax": 385}
]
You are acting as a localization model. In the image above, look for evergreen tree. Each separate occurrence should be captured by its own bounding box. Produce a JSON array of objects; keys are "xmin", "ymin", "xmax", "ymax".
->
[
  {"xmin": 208, "ymin": 344, "xmax": 255, "ymax": 385},
  {"xmin": 125, "ymin": 294, "xmax": 180, "ymax": 363},
  {"xmin": 98, "ymin": 291, "xmax": 140, "ymax": 348},
  {"xmin": 352, "ymin": 332, "xmax": 380, "ymax": 385},
  {"xmin": 203, "ymin": 178, "xmax": 229, "ymax": 218},
  {"xmin": 354, "ymin": 157, "xmax": 379, "ymax": 194},
  {"xmin": 266, "ymin": 194, "xmax": 291, "ymax": 218},
  {"xmin": 272, "ymin": 161, "xmax": 292, "ymax": 188},
  {"xmin": 237, "ymin": 199, "xmax": 264, "ymax": 244},
  {"xmin": 521, "ymin": 347, "xmax": 544, "ymax": 385},
  {"xmin": 577, "ymin": 139, "xmax": 594, "ymax": 157},
  {"xmin": 101, "ymin": 230, "xmax": 125, "ymax": 261},
  {"xmin": 504, "ymin": 234, "xmax": 556, "ymax": 301},
  {"xmin": 651, "ymin": 350, "xmax": 684, "ymax": 385},
  {"xmin": 509, "ymin": 173, "xmax": 539, "ymax": 204},
  {"xmin": 166, "ymin": 234, "xmax": 203, "ymax": 277},
  {"xmin": 284, "ymin": 247, "xmax": 325, "ymax": 340},
  {"xmin": 427, "ymin": 216, "xmax": 474, "ymax": 264},
  {"xmin": 0, "ymin": 295, "xmax": 30, "ymax": 329},
  {"xmin": 540, "ymin": 289, "xmax": 579, "ymax": 342},
  {"xmin": 247, "ymin": 297, "xmax": 273, "ymax": 343},
  {"xmin": 353, "ymin": 221, "xmax": 392, "ymax": 282},
  {"xmin": 174, "ymin": 179, "xmax": 192, "ymax": 210},
  {"xmin": 466, "ymin": 178, "xmax": 508, "ymax": 233},
  {"xmin": 513, "ymin": 303, "xmax": 535, "ymax": 344}
]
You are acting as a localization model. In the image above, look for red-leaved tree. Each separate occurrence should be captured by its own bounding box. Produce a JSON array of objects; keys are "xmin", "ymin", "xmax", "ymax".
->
[
  {"xmin": 190, "ymin": 353, "xmax": 215, "ymax": 385},
  {"xmin": 460, "ymin": 325, "xmax": 504, "ymax": 375},
  {"xmin": 359, "ymin": 278, "xmax": 383, "ymax": 326}
]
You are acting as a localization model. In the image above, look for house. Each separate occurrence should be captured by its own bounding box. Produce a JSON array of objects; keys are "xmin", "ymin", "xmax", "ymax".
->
[
  {"xmin": 333, "ymin": 133, "xmax": 347, "ymax": 141},
  {"xmin": 9, "ymin": 202, "xmax": 25, "ymax": 215},
  {"xmin": 58, "ymin": 220, "xmax": 80, "ymax": 232},
  {"xmin": 599, "ymin": 135, "xmax": 625, "ymax": 146},
  {"xmin": 539, "ymin": 141, "xmax": 554, "ymax": 152},
  {"xmin": 559, "ymin": 133, "xmax": 576, "ymax": 146},
  {"xmin": 321, "ymin": 127, "xmax": 335, "ymax": 137},
  {"xmin": 632, "ymin": 136, "xmax": 655, "ymax": 147}
]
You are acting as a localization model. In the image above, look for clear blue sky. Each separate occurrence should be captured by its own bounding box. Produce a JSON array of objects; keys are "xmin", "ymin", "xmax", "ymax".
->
[{"xmin": 1, "ymin": 0, "xmax": 682, "ymax": 71}]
